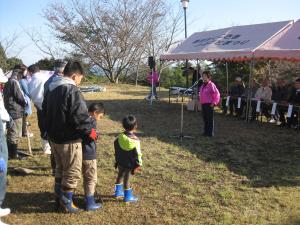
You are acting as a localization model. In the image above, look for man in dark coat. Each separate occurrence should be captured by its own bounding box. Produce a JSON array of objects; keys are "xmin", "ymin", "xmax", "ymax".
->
[
  {"xmin": 287, "ymin": 78, "xmax": 300, "ymax": 128},
  {"xmin": 3, "ymin": 69, "xmax": 26, "ymax": 159},
  {"xmin": 43, "ymin": 60, "xmax": 97, "ymax": 213}
]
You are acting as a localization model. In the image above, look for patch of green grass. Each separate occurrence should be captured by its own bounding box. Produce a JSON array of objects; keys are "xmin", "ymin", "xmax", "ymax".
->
[{"xmin": 4, "ymin": 84, "xmax": 300, "ymax": 225}]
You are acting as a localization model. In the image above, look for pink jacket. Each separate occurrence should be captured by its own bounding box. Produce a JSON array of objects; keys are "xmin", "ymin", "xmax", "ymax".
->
[
  {"xmin": 146, "ymin": 72, "xmax": 159, "ymax": 84},
  {"xmin": 199, "ymin": 81, "xmax": 220, "ymax": 105}
]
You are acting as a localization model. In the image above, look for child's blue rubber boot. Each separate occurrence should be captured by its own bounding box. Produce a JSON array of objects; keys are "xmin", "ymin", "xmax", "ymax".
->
[
  {"xmin": 114, "ymin": 184, "xmax": 124, "ymax": 198},
  {"xmin": 124, "ymin": 188, "xmax": 138, "ymax": 203},
  {"xmin": 85, "ymin": 195, "xmax": 102, "ymax": 211},
  {"xmin": 60, "ymin": 192, "xmax": 79, "ymax": 213}
]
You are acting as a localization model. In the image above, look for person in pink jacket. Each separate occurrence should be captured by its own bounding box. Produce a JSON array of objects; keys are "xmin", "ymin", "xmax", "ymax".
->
[
  {"xmin": 146, "ymin": 70, "xmax": 159, "ymax": 100},
  {"xmin": 199, "ymin": 71, "xmax": 220, "ymax": 137}
]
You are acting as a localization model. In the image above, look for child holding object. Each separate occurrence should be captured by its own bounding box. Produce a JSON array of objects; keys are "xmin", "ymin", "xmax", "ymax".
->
[
  {"xmin": 114, "ymin": 115, "xmax": 142, "ymax": 203},
  {"xmin": 82, "ymin": 102, "xmax": 105, "ymax": 211}
]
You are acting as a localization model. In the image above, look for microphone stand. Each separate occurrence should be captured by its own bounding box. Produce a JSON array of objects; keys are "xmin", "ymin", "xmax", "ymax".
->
[
  {"xmin": 150, "ymin": 67, "xmax": 154, "ymax": 105},
  {"xmin": 170, "ymin": 77, "xmax": 203, "ymax": 142}
]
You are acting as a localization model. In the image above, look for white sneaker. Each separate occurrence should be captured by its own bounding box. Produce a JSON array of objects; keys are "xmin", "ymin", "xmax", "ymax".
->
[
  {"xmin": 44, "ymin": 148, "xmax": 51, "ymax": 155},
  {"xmin": 0, "ymin": 218, "xmax": 10, "ymax": 225},
  {"xmin": 42, "ymin": 139, "xmax": 51, "ymax": 154},
  {"xmin": 269, "ymin": 119, "xmax": 276, "ymax": 123},
  {"xmin": 0, "ymin": 208, "xmax": 10, "ymax": 217}
]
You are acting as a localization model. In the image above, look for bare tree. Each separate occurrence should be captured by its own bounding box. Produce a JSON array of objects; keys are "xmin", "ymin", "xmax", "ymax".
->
[
  {"xmin": 115, "ymin": 2, "xmax": 183, "ymax": 85},
  {"xmin": 0, "ymin": 32, "xmax": 25, "ymax": 58},
  {"xmin": 138, "ymin": 3, "xmax": 183, "ymax": 83},
  {"xmin": 45, "ymin": 0, "xmax": 168, "ymax": 83},
  {"xmin": 23, "ymin": 28, "xmax": 64, "ymax": 59}
]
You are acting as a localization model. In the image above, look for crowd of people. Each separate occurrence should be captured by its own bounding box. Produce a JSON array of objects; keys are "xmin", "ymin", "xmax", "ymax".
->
[
  {"xmin": 0, "ymin": 60, "xmax": 143, "ymax": 223},
  {"xmin": 0, "ymin": 58, "xmax": 299, "ymax": 222},
  {"xmin": 221, "ymin": 76, "xmax": 300, "ymax": 129}
]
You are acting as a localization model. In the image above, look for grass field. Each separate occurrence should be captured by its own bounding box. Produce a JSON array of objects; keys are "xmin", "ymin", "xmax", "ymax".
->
[{"xmin": 3, "ymin": 84, "xmax": 300, "ymax": 225}]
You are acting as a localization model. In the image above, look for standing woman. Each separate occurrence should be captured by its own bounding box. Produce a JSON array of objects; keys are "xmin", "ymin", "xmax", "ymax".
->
[{"xmin": 199, "ymin": 71, "xmax": 220, "ymax": 137}]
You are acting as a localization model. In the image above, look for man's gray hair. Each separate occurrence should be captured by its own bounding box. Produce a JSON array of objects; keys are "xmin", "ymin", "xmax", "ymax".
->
[{"xmin": 54, "ymin": 59, "xmax": 67, "ymax": 73}]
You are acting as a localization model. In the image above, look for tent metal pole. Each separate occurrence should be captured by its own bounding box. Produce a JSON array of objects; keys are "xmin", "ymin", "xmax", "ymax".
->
[
  {"xmin": 246, "ymin": 58, "xmax": 254, "ymax": 122},
  {"xmin": 196, "ymin": 59, "xmax": 200, "ymax": 112},
  {"xmin": 226, "ymin": 62, "xmax": 229, "ymax": 96},
  {"xmin": 268, "ymin": 60, "xmax": 271, "ymax": 77}
]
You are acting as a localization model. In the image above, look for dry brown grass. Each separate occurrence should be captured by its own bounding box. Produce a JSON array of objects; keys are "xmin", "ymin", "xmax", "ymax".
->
[{"xmin": 3, "ymin": 84, "xmax": 300, "ymax": 225}]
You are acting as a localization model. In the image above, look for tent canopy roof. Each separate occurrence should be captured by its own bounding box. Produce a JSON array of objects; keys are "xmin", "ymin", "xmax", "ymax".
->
[
  {"xmin": 256, "ymin": 20, "xmax": 300, "ymax": 61},
  {"xmin": 160, "ymin": 20, "xmax": 293, "ymax": 61}
]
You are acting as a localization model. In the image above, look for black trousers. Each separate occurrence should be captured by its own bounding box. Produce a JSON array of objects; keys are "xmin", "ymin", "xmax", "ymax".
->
[
  {"xmin": 229, "ymin": 98, "xmax": 243, "ymax": 117},
  {"xmin": 222, "ymin": 98, "xmax": 227, "ymax": 114},
  {"xmin": 202, "ymin": 104, "xmax": 214, "ymax": 136},
  {"xmin": 36, "ymin": 109, "xmax": 47, "ymax": 139},
  {"xmin": 287, "ymin": 110, "xmax": 298, "ymax": 127}
]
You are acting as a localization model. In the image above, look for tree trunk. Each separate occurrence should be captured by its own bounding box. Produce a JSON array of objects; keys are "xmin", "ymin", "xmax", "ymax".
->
[{"xmin": 135, "ymin": 58, "xmax": 141, "ymax": 86}]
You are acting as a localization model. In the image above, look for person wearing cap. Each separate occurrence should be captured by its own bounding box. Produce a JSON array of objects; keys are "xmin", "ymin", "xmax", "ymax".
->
[
  {"xmin": 199, "ymin": 71, "xmax": 220, "ymax": 137},
  {"xmin": 43, "ymin": 59, "xmax": 67, "ymax": 175},
  {"xmin": 0, "ymin": 68, "xmax": 11, "ymax": 224},
  {"xmin": 44, "ymin": 59, "xmax": 67, "ymax": 96},
  {"xmin": 28, "ymin": 64, "xmax": 51, "ymax": 154},
  {"xmin": 3, "ymin": 69, "xmax": 26, "ymax": 160},
  {"xmin": 254, "ymin": 79, "xmax": 273, "ymax": 121},
  {"xmin": 42, "ymin": 60, "xmax": 97, "ymax": 213},
  {"xmin": 228, "ymin": 77, "xmax": 245, "ymax": 118}
]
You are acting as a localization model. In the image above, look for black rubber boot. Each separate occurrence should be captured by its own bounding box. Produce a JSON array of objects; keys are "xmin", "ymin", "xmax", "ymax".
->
[
  {"xmin": 7, "ymin": 142, "xmax": 14, "ymax": 160},
  {"xmin": 54, "ymin": 180, "xmax": 61, "ymax": 211},
  {"xmin": 10, "ymin": 144, "xmax": 23, "ymax": 160}
]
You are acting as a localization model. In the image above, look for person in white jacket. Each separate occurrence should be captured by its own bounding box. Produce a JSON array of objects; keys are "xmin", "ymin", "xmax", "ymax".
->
[
  {"xmin": 0, "ymin": 68, "xmax": 11, "ymax": 225},
  {"xmin": 28, "ymin": 65, "xmax": 51, "ymax": 154},
  {"xmin": 0, "ymin": 69, "xmax": 10, "ymax": 130}
]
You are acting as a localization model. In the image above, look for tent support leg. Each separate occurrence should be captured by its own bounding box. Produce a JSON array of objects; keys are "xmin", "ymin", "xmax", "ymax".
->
[
  {"xmin": 226, "ymin": 62, "xmax": 229, "ymax": 96},
  {"xmin": 246, "ymin": 59, "xmax": 254, "ymax": 122}
]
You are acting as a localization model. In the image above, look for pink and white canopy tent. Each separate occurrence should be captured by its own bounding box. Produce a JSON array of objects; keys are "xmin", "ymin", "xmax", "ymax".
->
[
  {"xmin": 256, "ymin": 20, "xmax": 300, "ymax": 61},
  {"xmin": 160, "ymin": 20, "xmax": 293, "ymax": 62}
]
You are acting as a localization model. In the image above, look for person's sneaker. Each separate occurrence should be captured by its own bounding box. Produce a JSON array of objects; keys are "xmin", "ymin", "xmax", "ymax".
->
[
  {"xmin": 269, "ymin": 119, "xmax": 276, "ymax": 123},
  {"xmin": 42, "ymin": 140, "xmax": 51, "ymax": 154},
  {"xmin": 44, "ymin": 148, "xmax": 51, "ymax": 155},
  {"xmin": 0, "ymin": 208, "xmax": 10, "ymax": 217}
]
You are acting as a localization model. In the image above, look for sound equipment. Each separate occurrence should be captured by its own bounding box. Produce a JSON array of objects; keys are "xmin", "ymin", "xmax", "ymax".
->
[{"xmin": 148, "ymin": 56, "xmax": 155, "ymax": 69}]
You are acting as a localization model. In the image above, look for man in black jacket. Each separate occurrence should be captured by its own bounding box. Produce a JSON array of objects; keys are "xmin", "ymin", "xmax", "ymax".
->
[
  {"xmin": 43, "ymin": 61, "xmax": 97, "ymax": 213},
  {"xmin": 272, "ymin": 78, "xmax": 289, "ymax": 126},
  {"xmin": 228, "ymin": 77, "xmax": 245, "ymax": 117},
  {"xmin": 287, "ymin": 78, "xmax": 300, "ymax": 128},
  {"xmin": 43, "ymin": 60, "xmax": 67, "ymax": 176},
  {"xmin": 3, "ymin": 69, "xmax": 26, "ymax": 159}
]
